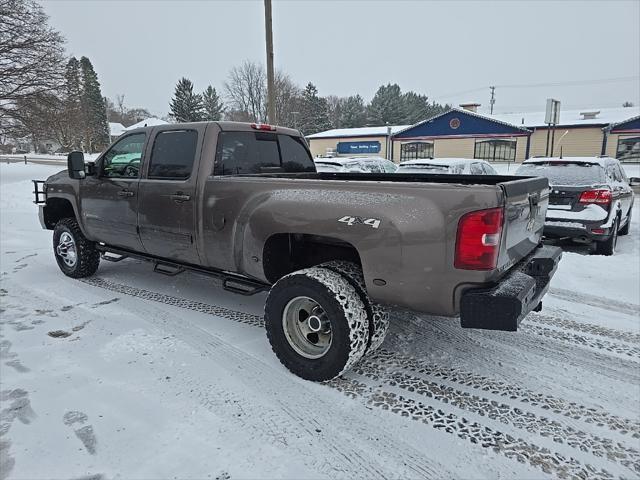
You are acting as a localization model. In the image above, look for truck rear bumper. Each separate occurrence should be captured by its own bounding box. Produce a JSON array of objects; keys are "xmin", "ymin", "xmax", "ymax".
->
[{"xmin": 460, "ymin": 245, "xmax": 562, "ymax": 331}]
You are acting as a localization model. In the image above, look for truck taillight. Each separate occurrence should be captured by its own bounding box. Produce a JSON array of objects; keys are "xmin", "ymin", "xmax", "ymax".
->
[
  {"xmin": 578, "ymin": 189, "xmax": 611, "ymax": 205},
  {"xmin": 455, "ymin": 207, "xmax": 504, "ymax": 271},
  {"xmin": 250, "ymin": 123, "xmax": 276, "ymax": 131}
]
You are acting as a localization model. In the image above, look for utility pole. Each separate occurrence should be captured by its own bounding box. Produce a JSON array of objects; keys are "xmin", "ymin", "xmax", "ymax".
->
[
  {"xmin": 264, "ymin": 0, "xmax": 276, "ymax": 124},
  {"xmin": 489, "ymin": 86, "xmax": 496, "ymax": 115}
]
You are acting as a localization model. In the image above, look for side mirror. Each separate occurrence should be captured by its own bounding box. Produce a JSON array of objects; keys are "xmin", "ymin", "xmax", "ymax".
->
[
  {"xmin": 629, "ymin": 177, "xmax": 640, "ymax": 187},
  {"xmin": 67, "ymin": 151, "xmax": 86, "ymax": 179}
]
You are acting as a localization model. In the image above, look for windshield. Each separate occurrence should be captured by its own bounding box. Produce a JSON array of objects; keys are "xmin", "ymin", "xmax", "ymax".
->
[{"xmin": 516, "ymin": 162, "xmax": 606, "ymax": 185}]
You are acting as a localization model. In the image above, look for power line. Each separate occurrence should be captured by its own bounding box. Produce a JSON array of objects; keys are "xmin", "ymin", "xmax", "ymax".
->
[
  {"xmin": 496, "ymin": 76, "xmax": 639, "ymax": 89},
  {"xmin": 432, "ymin": 76, "xmax": 639, "ymax": 101}
]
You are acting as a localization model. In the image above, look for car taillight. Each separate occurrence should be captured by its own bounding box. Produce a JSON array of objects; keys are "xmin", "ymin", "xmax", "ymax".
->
[
  {"xmin": 455, "ymin": 207, "xmax": 504, "ymax": 270},
  {"xmin": 578, "ymin": 189, "xmax": 611, "ymax": 204},
  {"xmin": 250, "ymin": 123, "xmax": 276, "ymax": 131}
]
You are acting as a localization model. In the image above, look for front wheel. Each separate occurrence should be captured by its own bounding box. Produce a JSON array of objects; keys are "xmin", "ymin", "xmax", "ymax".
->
[
  {"xmin": 265, "ymin": 267, "xmax": 369, "ymax": 381},
  {"xmin": 53, "ymin": 218, "xmax": 100, "ymax": 278}
]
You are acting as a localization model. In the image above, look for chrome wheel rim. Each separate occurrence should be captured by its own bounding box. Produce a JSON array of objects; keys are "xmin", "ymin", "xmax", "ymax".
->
[
  {"xmin": 282, "ymin": 296, "xmax": 332, "ymax": 359},
  {"xmin": 56, "ymin": 232, "xmax": 77, "ymax": 267}
]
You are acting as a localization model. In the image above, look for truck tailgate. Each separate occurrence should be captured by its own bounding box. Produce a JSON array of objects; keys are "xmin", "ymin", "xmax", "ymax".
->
[{"xmin": 496, "ymin": 176, "xmax": 549, "ymax": 274}]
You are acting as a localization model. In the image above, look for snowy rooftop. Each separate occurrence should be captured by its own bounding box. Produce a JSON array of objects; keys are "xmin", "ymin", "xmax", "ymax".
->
[
  {"xmin": 306, "ymin": 125, "xmax": 411, "ymax": 139},
  {"xmin": 109, "ymin": 122, "xmax": 125, "ymax": 137},
  {"xmin": 123, "ymin": 117, "xmax": 168, "ymax": 131},
  {"xmin": 491, "ymin": 107, "xmax": 640, "ymax": 128}
]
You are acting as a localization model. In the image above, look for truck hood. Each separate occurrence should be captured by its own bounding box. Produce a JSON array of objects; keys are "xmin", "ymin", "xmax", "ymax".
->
[{"xmin": 45, "ymin": 169, "xmax": 69, "ymax": 184}]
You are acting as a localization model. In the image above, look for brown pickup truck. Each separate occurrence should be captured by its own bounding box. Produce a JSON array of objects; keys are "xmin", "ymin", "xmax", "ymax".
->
[{"xmin": 34, "ymin": 121, "xmax": 561, "ymax": 381}]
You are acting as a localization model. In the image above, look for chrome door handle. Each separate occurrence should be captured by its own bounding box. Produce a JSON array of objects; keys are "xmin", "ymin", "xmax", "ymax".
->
[
  {"xmin": 170, "ymin": 193, "xmax": 191, "ymax": 202},
  {"xmin": 117, "ymin": 190, "xmax": 134, "ymax": 197}
]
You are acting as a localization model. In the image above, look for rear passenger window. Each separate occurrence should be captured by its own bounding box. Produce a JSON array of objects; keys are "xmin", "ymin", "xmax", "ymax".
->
[
  {"xmin": 148, "ymin": 130, "xmax": 198, "ymax": 180},
  {"xmin": 214, "ymin": 132, "xmax": 315, "ymax": 175},
  {"xmin": 278, "ymin": 135, "xmax": 316, "ymax": 172}
]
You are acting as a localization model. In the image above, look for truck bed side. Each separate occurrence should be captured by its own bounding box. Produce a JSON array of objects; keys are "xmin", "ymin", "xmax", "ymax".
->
[{"xmin": 198, "ymin": 174, "xmax": 548, "ymax": 317}]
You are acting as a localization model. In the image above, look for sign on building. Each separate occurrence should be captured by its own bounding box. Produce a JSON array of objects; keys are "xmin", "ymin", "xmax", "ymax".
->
[{"xmin": 336, "ymin": 141, "xmax": 381, "ymax": 154}]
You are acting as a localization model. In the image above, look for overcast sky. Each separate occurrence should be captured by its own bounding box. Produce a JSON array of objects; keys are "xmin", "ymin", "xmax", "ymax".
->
[{"xmin": 42, "ymin": 0, "xmax": 640, "ymax": 118}]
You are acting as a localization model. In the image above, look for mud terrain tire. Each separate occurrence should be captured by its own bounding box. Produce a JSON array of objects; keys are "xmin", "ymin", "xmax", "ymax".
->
[
  {"xmin": 320, "ymin": 260, "xmax": 389, "ymax": 353},
  {"xmin": 53, "ymin": 218, "xmax": 100, "ymax": 278},
  {"xmin": 265, "ymin": 267, "xmax": 369, "ymax": 381}
]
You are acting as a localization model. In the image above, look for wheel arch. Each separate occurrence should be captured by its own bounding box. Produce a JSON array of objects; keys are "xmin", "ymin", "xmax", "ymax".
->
[
  {"xmin": 262, "ymin": 233, "xmax": 362, "ymax": 284},
  {"xmin": 42, "ymin": 197, "xmax": 78, "ymax": 230}
]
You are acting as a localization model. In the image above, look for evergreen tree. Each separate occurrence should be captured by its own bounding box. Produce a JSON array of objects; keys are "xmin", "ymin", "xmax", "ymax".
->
[
  {"xmin": 170, "ymin": 77, "xmax": 204, "ymax": 122},
  {"xmin": 202, "ymin": 85, "xmax": 224, "ymax": 121},
  {"xmin": 340, "ymin": 95, "xmax": 367, "ymax": 128},
  {"xmin": 402, "ymin": 91, "xmax": 432, "ymax": 124},
  {"xmin": 298, "ymin": 82, "xmax": 331, "ymax": 135},
  {"xmin": 79, "ymin": 56, "xmax": 109, "ymax": 152},
  {"xmin": 367, "ymin": 83, "xmax": 405, "ymax": 125},
  {"xmin": 64, "ymin": 57, "xmax": 83, "ymax": 150}
]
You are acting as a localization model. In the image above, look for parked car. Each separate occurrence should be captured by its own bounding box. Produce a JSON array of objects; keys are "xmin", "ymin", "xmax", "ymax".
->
[
  {"xmin": 515, "ymin": 157, "xmax": 636, "ymax": 255},
  {"xmin": 314, "ymin": 156, "xmax": 398, "ymax": 173},
  {"xmin": 35, "ymin": 121, "xmax": 560, "ymax": 381},
  {"xmin": 396, "ymin": 158, "xmax": 498, "ymax": 175}
]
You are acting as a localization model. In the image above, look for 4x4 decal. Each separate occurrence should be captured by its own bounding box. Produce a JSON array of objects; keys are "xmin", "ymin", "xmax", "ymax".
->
[{"xmin": 338, "ymin": 216, "xmax": 381, "ymax": 229}]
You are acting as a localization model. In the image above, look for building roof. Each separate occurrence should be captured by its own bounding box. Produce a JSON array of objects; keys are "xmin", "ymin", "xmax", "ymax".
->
[
  {"xmin": 306, "ymin": 125, "xmax": 411, "ymax": 139},
  {"xmin": 610, "ymin": 114, "xmax": 640, "ymax": 132},
  {"xmin": 123, "ymin": 117, "xmax": 168, "ymax": 131},
  {"xmin": 394, "ymin": 108, "xmax": 530, "ymax": 139},
  {"xmin": 492, "ymin": 107, "xmax": 640, "ymax": 128},
  {"xmin": 109, "ymin": 122, "xmax": 125, "ymax": 137},
  {"xmin": 394, "ymin": 107, "xmax": 531, "ymax": 138}
]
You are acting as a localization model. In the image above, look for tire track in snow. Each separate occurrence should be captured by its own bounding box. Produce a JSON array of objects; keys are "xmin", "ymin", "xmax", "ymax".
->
[
  {"xmin": 81, "ymin": 277, "xmax": 264, "ymax": 326},
  {"xmin": 355, "ymin": 359, "xmax": 640, "ymax": 475},
  {"xmin": 371, "ymin": 349, "xmax": 640, "ymax": 439},
  {"xmin": 549, "ymin": 288, "xmax": 639, "ymax": 318},
  {"xmin": 392, "ymin": 310, "xmax": 639, "ymax": 384},
  {"xmin": 329, "ymin": 377, "xmax": 616, "ymax": 480},
  {"xmin": 522, "ymin": 324, "xmax": 640, "ymax": 359},
  {"xmin": 80, "ymin": 275, "xmax": 637, "ymax": 478},
  {"xmin": 83, "ymin": 276, "xmax": 640, "ymax": 438},
  {"xmin": 528, "ymin": 313, "xmax": 640, "ymax": 344},
  {"xmin": 76, "ymin": 277, "xmax": 449, "ymax": 479}
]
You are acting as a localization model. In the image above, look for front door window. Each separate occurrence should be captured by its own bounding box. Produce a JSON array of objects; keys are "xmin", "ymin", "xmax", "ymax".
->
[{"xmin": 101, "ymin": 133, "xmax": 146, "ymax": 178}]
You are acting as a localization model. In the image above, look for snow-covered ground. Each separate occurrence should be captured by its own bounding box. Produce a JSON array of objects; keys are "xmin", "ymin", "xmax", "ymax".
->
[{"xmin": 1, "ymin": 163, "xmax": 639, "ymax": 480}]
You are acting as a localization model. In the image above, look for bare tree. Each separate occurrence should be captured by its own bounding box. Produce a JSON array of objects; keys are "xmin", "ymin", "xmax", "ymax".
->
[
  {"xmin": 0, "ymin": 0, "xmax": 66, "ymax": 126},
  {"xmin": 326, "ymin": 95, "xmax": 345, "ymax": 129},
  {"xmin": 224, "ymin": 60, "xmax": 267, "ymax": 123},
  {"xmin": 274, "ymin": 71, "xmax": 301, "ymax": 128},
  {"xmin": 224, "ymin": 60, "xmax": 303, "ymax": 127},
  {"xmin": 115, "ymin": 94, "xmax": 126, "ymax": 118}
]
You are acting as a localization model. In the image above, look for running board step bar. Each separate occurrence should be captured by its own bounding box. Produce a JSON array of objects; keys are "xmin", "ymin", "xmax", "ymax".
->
[
  {"xmin": 95, "ymin": 244, "xmax": 270, "ymax": 296},
  {"xmin": 101, "ymin": 252, "xmax": 128, "ymax": 262},
  {"xmin": 153, "ymin": 262, "xmax": 185, "ymax": 276}
]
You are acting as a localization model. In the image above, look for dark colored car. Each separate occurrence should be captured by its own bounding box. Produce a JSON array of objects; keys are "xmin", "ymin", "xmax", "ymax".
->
[
  {"xmin": 34, "ymin": 121, "xmax": 561, "ymax": 381},
  {"xmin": 516, "ymin": 157, "xmax": 636, "ymax": 255}
]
